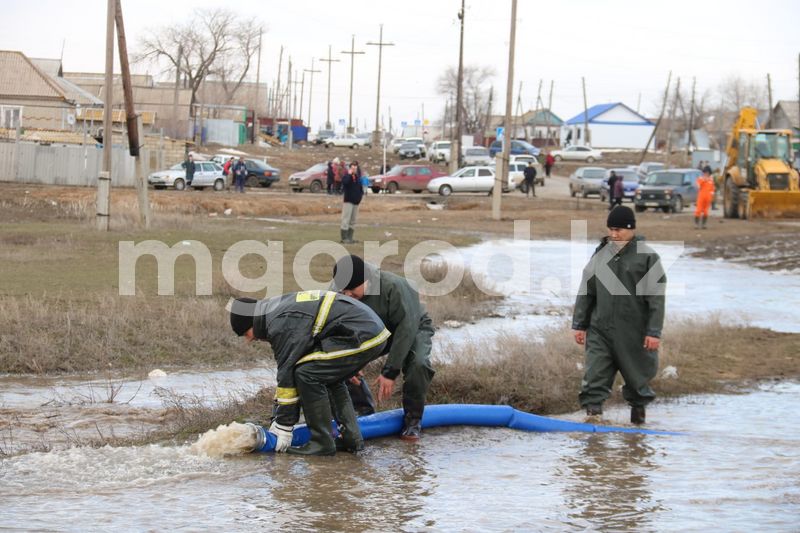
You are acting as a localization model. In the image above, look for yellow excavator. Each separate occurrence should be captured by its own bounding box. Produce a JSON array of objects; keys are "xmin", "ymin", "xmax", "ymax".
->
[{"xmin": 722, "ymin": 107, "xmax": 800, "ymax": 219}]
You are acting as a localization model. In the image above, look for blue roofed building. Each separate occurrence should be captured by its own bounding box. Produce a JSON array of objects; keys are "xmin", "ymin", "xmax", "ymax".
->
[{"xmin": 560, "ymin": 102, "xmax": 654, "ymax": 150}]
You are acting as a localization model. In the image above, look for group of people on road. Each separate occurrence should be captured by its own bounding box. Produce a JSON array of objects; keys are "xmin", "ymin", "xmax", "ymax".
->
[
  {"xmin": 185, "ymin": 154, "xmax": 248, "ymax": 193},
  {"xmin": 229, "ymin": 254, "xmax": 435, "ymax": 456}
]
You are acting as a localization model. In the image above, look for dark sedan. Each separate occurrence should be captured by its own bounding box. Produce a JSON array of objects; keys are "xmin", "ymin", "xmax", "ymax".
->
[{"xmin": 244, "ymin": 159, "xmax": 281, "ymax": 187}]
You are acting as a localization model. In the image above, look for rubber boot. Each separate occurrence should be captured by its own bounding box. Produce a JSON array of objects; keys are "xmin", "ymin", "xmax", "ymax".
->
[
  {"xmin": 346, "ymin": 228, "xmax": 358, "ymax": 244},
  {"xmin": 286, "ymin": 396, "xmax": 336, "ymax": 456},
  {"xmin": 694, "ymin": 216, "xmax": 699, "ymax": 229},
  {"xmin": 328, "ymin": 382, "xmax": 364, "ymax": 453},
  {"xmin": 340, "ymin": 229, "xmax": 348, "ymax": 244},
  {"xmin": 585, "ymin": 404, "xmax": 603, "ymax": 416},
  {"xmin": 400, "ymin": 397, "xmax": 424, "ymax": 441},
  {"xmin": 630, "ymin": 405, "xmax": 646, "ymax": 425},
  {"xmin": 701, "ymin": 215, "xmax": 707, "ymax": 229}
]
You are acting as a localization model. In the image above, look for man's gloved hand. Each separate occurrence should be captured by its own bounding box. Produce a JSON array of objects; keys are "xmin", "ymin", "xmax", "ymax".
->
[{"xmin": 269, "ymin": 421, "xmax": 293, "ymax": 453}]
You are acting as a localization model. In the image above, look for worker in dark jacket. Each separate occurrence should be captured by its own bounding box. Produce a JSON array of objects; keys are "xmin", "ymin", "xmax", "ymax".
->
[
  {"xmin": 606, "ymin": 170, "xmax": 620, "ymax": 209},
  {"xmin": 340, "ymin": 162, "xmax": 363, "ymax": 244},
  {"xmin": 332, "ymin": 255, "xmax": 435, "ymax": 441},
  {"xmin": 184, "ymin": 154, "xmax": 195, "ymax": 187},
  {"xmin": 571, "ymin": 206, "xmax": 666, "ymax": 425},
  {"xmin": 229, "ymin": 292, "xmax": 390, "ymax": 455},
  {"xmin": 523, "ymin": 161, "xmax": 537, "ymax": 198}
]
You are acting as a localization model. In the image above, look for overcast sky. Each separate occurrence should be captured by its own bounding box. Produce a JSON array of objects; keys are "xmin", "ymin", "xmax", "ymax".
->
[{"xmin": 3, "ymin": 0, "xmax": 798, "ymax": 132}]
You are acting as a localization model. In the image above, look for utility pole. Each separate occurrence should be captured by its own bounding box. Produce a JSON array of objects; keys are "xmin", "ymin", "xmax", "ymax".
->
[
  {"xmin": 451, "ymin": 0, "xmax": 466, "ymax": 174},
  {"xmin": 303, "ymin": 59, "xmax": 320, "ymax": 129},
  {"xmin": 172, "ymin": 45, "xmax": 182, "ymax": 139},
  {"xmin": 546, "ymin": 79, "xmax": 554, "ymax": 146},
  {"xmin": 687, "ymin": 77, "xmax": 696, "ymax": 158},
  {"xmin": 766, "ymin": 73, "xmax": 773, "ymax": 127},
  {"xmin": 319, "ymin": 45, "xmax": 339, "ymax": 129},
  {"xmin": 114, "ymin": 0, "xmax": 149, "ymax": 228},
  {"xmin": 341, "ymin": 35, "xmax": 365, "ymax": 133},
  {"xmin": 298, "ymin": 72, "xmax": 305, "ymax": 127},
  {"xmin": 638, "ymin": 71, "xmax": 672, "ymax": 165},
  {"xmin": 493, "ymin": 0, "xmax": 517, "ymax": 221},
  {"xmin": 581, "ymin": 77, "xmax": 590, "ymax": 146},
  {"xmin": 665, "ymin": 77, "xmax": 681, "ymax": 166},
  {"xmin": 274, "ymin": 46, "xmax": 283, "ymax": 118},
  {"xmin": 367, "ymin": 24, "xmax": 394, "ymax": 144},
  {"xmin": 98, "ymin": 0, "xmax": 115, "ymax": 232},
  {"xmin": 253, "ymin": 30, "xmax": 262, "ymax": 143}
]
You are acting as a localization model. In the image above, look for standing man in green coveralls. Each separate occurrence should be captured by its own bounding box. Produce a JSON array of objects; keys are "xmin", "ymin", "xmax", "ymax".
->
[
  {"xmin": 332, "ymin": 255, "xmax": 435, "ymax": 441},
  {"xmin": 572, "ymin": 206, "xmax": 667, "ymax": 425}
]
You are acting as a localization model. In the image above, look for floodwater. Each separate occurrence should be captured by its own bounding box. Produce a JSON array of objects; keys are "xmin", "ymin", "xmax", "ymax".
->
[
  {"xmin": 2, "ymin": 381, "xmax": 798, "ymax": 531},
  {"xmin": 2, "ymin": 239, "xmax": 799, "ymax": 529}
]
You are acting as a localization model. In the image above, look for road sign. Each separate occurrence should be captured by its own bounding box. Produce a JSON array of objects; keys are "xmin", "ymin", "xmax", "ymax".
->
[
  {"xmin": 423, "ymin": 119, "xmax": 430, "ymax": 126},
  {"xmin": 401, "ymin": 121, "xmax": 408, "ymax": 128},
  {"xmin": 414, "ymin": 119, "xmax": 421, "ymax": 126},
  {"xmin": 496, "ymin": 127, "xmax": 504, "ymax": 140},
  {"xmin": 338, "ymin": 119, "xmax": 346, "ymax": 126}
]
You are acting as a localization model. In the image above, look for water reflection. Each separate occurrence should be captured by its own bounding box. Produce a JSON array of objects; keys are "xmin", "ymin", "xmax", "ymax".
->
[{"xmin": 563, "ymin": 433, "xmax": 664, "ymax": 531}]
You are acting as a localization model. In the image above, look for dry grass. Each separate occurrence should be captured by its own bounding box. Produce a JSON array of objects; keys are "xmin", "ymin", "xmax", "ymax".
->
[{"xmin": 419, "ymin": 261, "xmax": 502, "ymax": 323}]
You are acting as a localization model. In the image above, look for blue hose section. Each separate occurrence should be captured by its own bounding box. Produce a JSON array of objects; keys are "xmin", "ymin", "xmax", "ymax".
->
[{"xmin": 253, "ymin": 403, "xmax": 683, "ymax": 453}]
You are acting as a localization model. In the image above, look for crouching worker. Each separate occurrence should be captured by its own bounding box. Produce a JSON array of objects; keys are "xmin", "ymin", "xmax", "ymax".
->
[{"xmin": 229, "ymin": 292, "xmax": 390, "ymax": 455}]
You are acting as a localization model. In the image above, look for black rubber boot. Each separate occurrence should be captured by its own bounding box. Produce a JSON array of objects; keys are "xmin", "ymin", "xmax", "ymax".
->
[
  {"xmin": 585, "ymin": 404, "xmax": 603, "ymax": 416},
  {"xmin": 286, "ymin": 397, "xmax": 336, "ymax": 456},
  {"xmin": 694, "ymin": 216, "xmax": 699, "ymax": 229},
  {"xmin": 630, "ymin": 405, "xmax": 646, "ymax": 425},
  {"xmin": 340, "ymin": 229, "xmax": 348, "ymax": 244},
  {"xmin": 328, "ymin": 382, "xmax": 364, "ymax": 453},
  {"xmin": 346, "ymin": 228, "xmax": 358, "ymax": 244},
  {"xmin": 701, "ymin": 215, "xmax": 708, "ymax": 229},
  {"xmin": 400, "ymin": 398, "xmax": 424, "ymax": 441}
]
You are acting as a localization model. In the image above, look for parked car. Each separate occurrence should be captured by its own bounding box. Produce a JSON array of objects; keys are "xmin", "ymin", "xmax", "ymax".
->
[
  {"xmin": 462, "ymin": 146, "xmax": 492, "ymax": 166},
  {"xmin": 148, "ymin": 161, "xmax": 226, "ymax": 191},
  {"xmin": 244, "ymin": 158, "xmax": 281, "ymax": 187},
  {"xmin": 427, "ymin": 165, "xmax": 503, "ymax": 196},
  {"xmin": 488, "ymin": 139, "xmax": 541, "ymax": 158},
  {"xmin": 398, "ymin": 142, "xmax": 422, "ymax": 160},
  {"xmin": 634, "ymin": 168, "xmax": 701, "ymax": 213},
  {"xmin": 635, "ymin": 161, "xmax": 666, "ymax": 182},
  {"xmin": 569, "ymin": 166, "xmax": 607, "ymax": 197},
  {"xmin": 288, "ymin": 162, "xmax": 328, "ymax": 193},
  {"xmin": 428, "ymin": 140, "xmax": 452, "ymax": 163},
  {"xmin": 326, "ymin": 133, "xmax": 371, "ymax": 149},
  {"xmin": 370, "ymin": 164, "xmax": 447, "ymax": 194},
  {"xmin": 599, "ymin": 168, "xmax": 640, "ymax": 202},
  {"xmin": 551, "ymin": 145, "xmax": 603, "ymax": 162},
  {"xmin": 210, "ymin": 154, "xmax": 239, "ymax": 165},
  {"xmin": 404, "ymin": 137, "xmax": 426, "ymax": 156},
  {"xmin": 390, "ymin": 137, "xmax": 406, "ymax": 153},
  {"xmin": 505, "ymin": 155, "xmax": 545, "ymax": 189},
  {"xmin": 313, "ymin": 129, "xmax": 335, "ymax": 145}
]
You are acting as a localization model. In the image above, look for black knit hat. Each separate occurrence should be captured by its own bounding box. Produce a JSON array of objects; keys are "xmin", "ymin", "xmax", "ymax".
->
[
  {"xmin": 607, "ymin": 205, "xmax": 636, "ymax": 229},
  {"xmin": 332, "ymin": 255, "xmax": 366, "ymax": 291},
  {"xmin": 229, "ymin": 297, "xmax": 258, "ymax": 336}
]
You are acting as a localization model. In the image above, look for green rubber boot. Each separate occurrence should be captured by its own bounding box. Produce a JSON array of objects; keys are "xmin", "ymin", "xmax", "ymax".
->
[
  {"xmin": 286, "ymin": 396, "xmax": 336, "ymax": 456},
  {"xmin": 328, "ymin": 381, "xmax": 364, "ymax": 453}
]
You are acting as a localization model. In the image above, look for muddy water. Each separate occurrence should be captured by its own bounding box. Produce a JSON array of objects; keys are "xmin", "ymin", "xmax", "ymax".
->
[{"xmin": 2, "ymin": 382, "xmax": 798, "ymax": 531}]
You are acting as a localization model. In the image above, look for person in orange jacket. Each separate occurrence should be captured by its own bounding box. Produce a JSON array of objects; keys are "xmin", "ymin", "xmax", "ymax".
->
[{"xmin": 695, "ymin": 166, "xmax": 715, "ymax": 229}]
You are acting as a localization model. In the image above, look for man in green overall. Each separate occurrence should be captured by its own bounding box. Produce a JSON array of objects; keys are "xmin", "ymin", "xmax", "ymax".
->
[
  {"xmin": 572, "ymin": 206, "xmax": 666, "ymax": 424},
  {"xmin": 332, "ymin": 255, "xmax": 436, "ymax": 441},
  {"xmin": 229, "ymin": 292, "xmax": 390, "ymax": 455}
]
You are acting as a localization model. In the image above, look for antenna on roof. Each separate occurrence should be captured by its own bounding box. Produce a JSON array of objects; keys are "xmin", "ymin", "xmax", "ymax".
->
[{"xmin": 60, "ymin": 38, "xmax": 66, "ymax": 63}]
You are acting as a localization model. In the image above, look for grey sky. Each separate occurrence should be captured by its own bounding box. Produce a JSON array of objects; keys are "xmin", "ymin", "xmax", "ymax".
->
[{"xmin": 2, "ymin": 0, "xmax": 798, "ymax": 132}]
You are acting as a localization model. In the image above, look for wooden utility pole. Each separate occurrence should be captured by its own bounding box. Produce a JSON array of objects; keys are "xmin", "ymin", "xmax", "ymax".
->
[
  {"xmin": 581, "ymin": 77, "xmax": 590, "ymax": 146},
  {"xmin": 367, "ymin": 24, "xmax": 394, "ymax": 144},
  {"xmin": 303, "ymin": 59, "xmax": 320, "ymax": 129},
  {"xmin": 451, "ymin": 0, "xmax": 466, "ymax": 173},
  {"xmin": 114, "ymin": 0, "xmax": 149, "ymax": 228},
  {"xmin": 665, "ymin": 77, "xmax": 681, "ymax": 166},
  {"xmin": 320, "ymin": 45, "xmax": 339, "ymax": 129},
  {"xmin": 493, "ymin": 0, "xmax": 517, "ymax": 221},
  {"xmin": 687, "ymin": 77, "xmax": 696, "ymax": 158},
  {"xmin": 638, "ymin": 71, "xmax": 672, "ymax": 165},
  {"xmin": 172, "ymin": 45, "xmax": 182, "ymax": 139},
  {"xmin": 512, "ymin": 81, "xmax": 523, "ymax": 141},
  {"xmin": 97, "ymin": 0, "xmax": 115, "ymax": 232},
  {"xmin": 341, "ymin": 35, "xmax": 365, "ymax": 133},
  {"xmin": 253, "ymin": 30, "xmax": 263, "ymax": 143},
  {"xmin": 274, "ymin": 46, "xmax": 283, "ymax": 118},
  {"xmin": 546, "ymin": 79, "xmax": 554, "ymax": 146},
  {"xmin": 298, "ymin": 72, "xmax": 305, "ymax": 127},
  {"xmin": 766, "ymin": 73, "xmax": 773, "ymax": 127}
]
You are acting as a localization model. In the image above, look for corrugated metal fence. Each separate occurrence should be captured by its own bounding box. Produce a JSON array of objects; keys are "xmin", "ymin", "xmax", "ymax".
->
[{"xmin": 0, "ymin": 141, "xmax": 154, "ymax": 188}]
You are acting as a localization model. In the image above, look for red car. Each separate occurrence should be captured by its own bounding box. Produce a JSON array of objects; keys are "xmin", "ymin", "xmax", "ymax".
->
[
  {"xmin": 288, "ymin": 163, "xmax": 328, "ymax": 193},
  {"xmin": 370, "ymin": 164, "xmax": 447, "ymax": 194}
]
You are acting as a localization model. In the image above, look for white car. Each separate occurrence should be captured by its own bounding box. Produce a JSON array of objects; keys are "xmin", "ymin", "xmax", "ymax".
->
[
  {"xmin": 326, "ymin": 133, "xmax": 371, "ymax": 149},
  {"xmin": 147, "ymin": 161, "xmax": 226, "ymax": 191},
  {"xmin": 551, "ymin": 145, "xmax": 603, "ymax": 163},
  {"xmin": 462, "ymin": 147, "xmax": 492, "ymax": 166},
  {"xmin": 428, "ymin": 140, "xmax": 451, "ymax": 163},
  {"xmin": 404, "ymin": 137, "xmax": 426, "ymax": 156},
  {"xmin": 427, "ymin": 165, "xmax": 505, "ymax": 196}
]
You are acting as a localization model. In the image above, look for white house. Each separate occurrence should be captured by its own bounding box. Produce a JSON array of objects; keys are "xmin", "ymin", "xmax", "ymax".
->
[{"xmin": 560, "ymin": 102, "xmax": 654, "ymax": 149}]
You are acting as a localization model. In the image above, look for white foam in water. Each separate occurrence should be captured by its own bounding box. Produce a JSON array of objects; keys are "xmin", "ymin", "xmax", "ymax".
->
[{"xmin": 190, "ymin": 421, "xmax": 258, "ymax": 458}]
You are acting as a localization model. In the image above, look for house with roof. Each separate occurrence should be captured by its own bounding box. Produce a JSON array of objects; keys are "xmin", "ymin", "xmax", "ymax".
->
[
  {"xmin": 560, "ymin": 102, "xmax": 654, "ymax": 150},
  {"xmin": 769, "ymin": 100, "xmax": 799, "ymax": 137},
  {"xmin": 522, "ymin": 108, "xmax": 563, "ymax": 145}
]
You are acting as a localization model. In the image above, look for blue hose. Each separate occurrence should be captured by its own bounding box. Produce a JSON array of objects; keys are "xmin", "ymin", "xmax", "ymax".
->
[{"xmin": 251, "ymin": 404, "xmax": 682, "ymax": 453}]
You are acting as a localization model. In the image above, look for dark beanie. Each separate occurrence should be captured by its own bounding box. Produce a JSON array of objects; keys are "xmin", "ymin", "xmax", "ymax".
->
[
  {"xmin": 607, "ymin": 205, "xmax": 636, "ymax": 229},
  {"xmin": 229, "ymin": 297, "xmax": 258, "ymax": 336},
  {"xmin": 332, "ymin": 255, "xmax": 366, "ymax": 290}
]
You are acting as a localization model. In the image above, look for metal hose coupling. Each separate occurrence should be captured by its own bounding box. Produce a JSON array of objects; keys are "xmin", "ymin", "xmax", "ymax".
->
[{"xmin": 245, "ymin": 422, "xmax": 268, "ymax": 452}]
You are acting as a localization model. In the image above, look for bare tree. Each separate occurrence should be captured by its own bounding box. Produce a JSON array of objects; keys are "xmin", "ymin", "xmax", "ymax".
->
[
  {"xmin": 437, "ymin": 65, "xmax": 495, "ymax": 135},
  {"xmin": 135, "ymin": 9, "xmax": 262, "ymax": 115},
  {"xmin": 718, "ymin": 74, "xmax": 768, "ymax": 112}
]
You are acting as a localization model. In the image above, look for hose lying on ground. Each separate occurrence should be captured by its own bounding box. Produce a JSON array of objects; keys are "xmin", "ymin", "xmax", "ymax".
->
[{"xmin": 248, "ymin": 404, "xmax": 682, "ymax": 452}]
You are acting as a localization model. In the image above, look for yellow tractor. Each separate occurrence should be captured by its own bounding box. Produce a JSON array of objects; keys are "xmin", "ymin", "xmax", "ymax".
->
[{"xmin": 722, "ymin": 107, "xmax": 800, "ymax": 219}]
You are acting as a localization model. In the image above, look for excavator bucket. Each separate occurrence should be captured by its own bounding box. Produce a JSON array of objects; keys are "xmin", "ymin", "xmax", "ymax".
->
[{"xmin": 745, "ymin": 190, "xmax": 800, "ymax": 219}]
